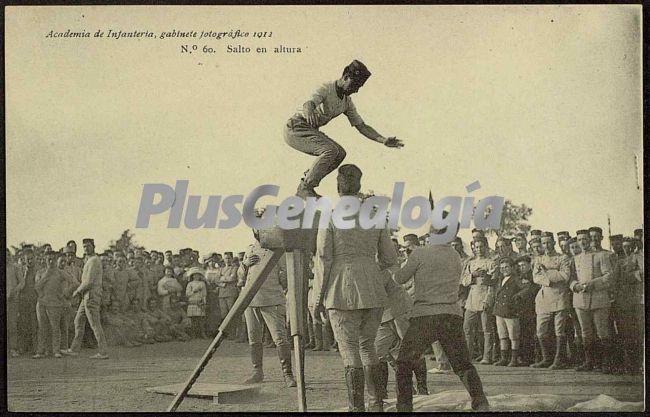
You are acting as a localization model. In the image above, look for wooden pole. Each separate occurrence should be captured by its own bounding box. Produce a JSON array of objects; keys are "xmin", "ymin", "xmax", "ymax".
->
[
  {"xmin": 285, "ymin": 250, "xmax": 307, "ymax": 412},
  {"xmin": 166, "ymin": 249, "xmax": 284, "ymax": 412}
]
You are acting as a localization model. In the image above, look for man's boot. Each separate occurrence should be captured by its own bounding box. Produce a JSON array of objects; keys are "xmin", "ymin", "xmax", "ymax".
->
[
  {"xmin": 508, "ymin": 349, "xmax": 520, "ymax": 367},
  {"xmin": 530, "ymin": 336, "xmax": 553, "ymax": 368},
  {"xmin": 575, "ymin": 339, "xmax": 593, "ymax": 372},
  {"xmin": 548, "ymin": 335, "xmax": 568, "ymax": 370},
  {"xmin": 296, "ymin": 180, "xmax": 321, "ymax": 199},
  {"xmin": 345, "ymin": 366, "xmax": 365, "ymax": 412},
  {"xmin": 364, "ymin": 363, "xmax": 384, "ymax": 412},
  {"xmin": 480, "ymin": 331, "xmax": 494, "ymax": 364},
  {"xmin": 277, "ymin": 344, "xmax": 297, "ymax": 387},
  {"xmin": 395, "ymin": 360, "xmax": 414, "ymax": 412},
  {"xmin": 573, "ymin": 339, "xmax": 585, "ymax": 368},
  {"xmin": 414, "ymin": 357, "xmax": 429, "ymax": 395},
  {"xmin": 495, "ymin": 345, "xmax": 510, "ymax": 366},
  {"xmin": 375, "ymin": 361, "xmax": 389, "ymax": 400},
  {"xmin": 598, "ymin": 338, "xmax": 613, "ymax": 374},
  {"xmin": 243, "ymin": 343, "xmax": 264, "ymax": 384},
  {"xmin": 312, "ymin": 323, "xmax": 323, "ymax": 351},
  {"xmin": 457, "ymin": 367, "xmax": 490, "ymax": 411}
]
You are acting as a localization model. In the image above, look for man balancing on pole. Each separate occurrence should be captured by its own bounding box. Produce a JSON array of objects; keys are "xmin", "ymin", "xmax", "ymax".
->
[{"xmin": 284, "ymin": 60, "xmax": 404, "ymax": 198}]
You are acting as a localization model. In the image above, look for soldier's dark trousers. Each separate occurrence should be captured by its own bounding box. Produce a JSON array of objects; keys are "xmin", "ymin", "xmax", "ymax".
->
[{"xmin": 396, "ymin": 315, "xmax": 488, "ymax": 412}]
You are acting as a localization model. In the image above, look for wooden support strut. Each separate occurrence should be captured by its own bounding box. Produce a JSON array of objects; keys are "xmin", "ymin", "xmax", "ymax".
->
[
  {"xmin": 286, "ymin": 250, "xmax": 307, "ymax": 412},
  {"xmin": 166, "ymin": 249, "xmax": 284, "ymax": 412}
]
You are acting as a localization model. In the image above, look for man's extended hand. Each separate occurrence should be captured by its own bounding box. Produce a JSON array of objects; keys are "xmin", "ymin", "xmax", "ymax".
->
[
  {"xmin": 383, "ymin": 137, "xmax": 404, "ymax": 148},
  {"xmin": 304, "ymin": 102, "xmax": 318, "ymax": 127},
  {"xmin": 244, "ymin": 254, "xmax": 260, "ymax": 268}
]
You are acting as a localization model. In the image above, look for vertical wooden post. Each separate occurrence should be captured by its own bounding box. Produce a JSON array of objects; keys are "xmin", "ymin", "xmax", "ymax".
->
[
  {"xmin": 286, "ymin": 250, "xmax": 307, "ymax": 412},
  {"xmin": 166, "ymin": 249, "xmax": 283, "ymax": 412}
]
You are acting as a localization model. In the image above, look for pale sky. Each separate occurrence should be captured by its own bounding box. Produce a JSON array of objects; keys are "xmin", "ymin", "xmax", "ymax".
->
[{"xmin": 6, "ymin": 5, "xmax": 643, "ymax": 255}]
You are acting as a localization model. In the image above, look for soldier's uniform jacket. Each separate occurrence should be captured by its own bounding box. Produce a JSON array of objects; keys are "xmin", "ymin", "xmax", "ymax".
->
[
  {"xmin": 461, "ymin": 256, "xmax": 497, "ymax": 312},
  {"xmin": 614, "ymin": 252, "xmax": 644, "ymax": 309},
  {"xmin": 315, "ymin": 214, "xmax": 398, "ymax": 310},
  {"xmin": 569, "ymin": 250, "xmax": 613, "ymax": 310},
  {"xmin": 493, "ymin": 273, "xmax": 529, "ymax": 319},
  {"xmin": 238, "ymin": 242, "xmax": 287, "ymax": 308},
  {"xmin": 381, "ymin": 276, "xmax": 413, "ymax": 323},
  {"xmin": 77, "ymin": 255, "xmax": 103, "ymax": 306},
  {"xmin": 217, "ymin": 265, "xmax": 239, "ymax": 299},
  {"xmin": 532, "ymin": 252, "xmax": 571, "ymax": 314}
]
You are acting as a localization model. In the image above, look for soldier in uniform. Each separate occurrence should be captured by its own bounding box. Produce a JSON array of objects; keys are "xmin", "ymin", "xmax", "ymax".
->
[
  {"xmin": 18, "ymin": 247, "xmax": 39, "ymax": 355},
  {"xmin": 313, "ymin": 164, "xmax": 398, "ymax": 412},
  {"xmin": 530, "ymin": 232, "xmax": 572, "ymax": 369},
  {"xmin": 237, "ymin": 229, "xmax": 296, "ymax": 388},
  {"xmin": 394, "ymin": 220, "xmax": 489, "ymax": 412},
  {"xmin": 614, "ymin": 237, "xmax": 644, "ymax": 374},
  {"xmin": 63, "ymin": 238, "xmax": 109, "ymax": 359},
  {"xmin": 6, "ymin": 249, "xmax": 24, "ymax": 357},
  {"xmin": 373, "ymin": 273, "xmax": 416, "ymax": 401},
  {"xmin": 633, "ymin": 228, "xmax": 643, "ymax": 253},
  {"xmin": 284, "ymin": 60, "xmax": 403, "ymax": 198},
  {"xmin": 461, "ymin": 238, "xmax": 497, "ymax": 364},
  {"xmin": 217, "ymin": 252, "xmax": 240, "ymax": 340},
  {"xmin": 570, "ymin": 229, "xmax": 614, "ymax": 373},
  {"xmin": 514, "ymin": 255, "xmax": 539, "ymax": 366}
]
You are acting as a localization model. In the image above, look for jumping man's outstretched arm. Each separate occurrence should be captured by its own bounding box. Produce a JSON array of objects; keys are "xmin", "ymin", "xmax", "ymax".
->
[{"xmin": 355, "ymin": 123, "xmax": 404, "ymax": 148}]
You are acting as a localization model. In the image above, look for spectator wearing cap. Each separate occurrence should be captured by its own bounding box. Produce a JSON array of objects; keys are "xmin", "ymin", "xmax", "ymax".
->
[
  {"xmin": 565, "ymin": 237, "xmax": 585, "ymax": 366},
  {"xmin": 530, "ymin": 232, "xmax": 572, "ymax": 370},
  {"xmin": 513, "ymin": 233, "xmax": 529, "ymax": 257},
  {"xmin": 452, "ymin": 237, "xmax": 471, "ymax": 311},
  {"xmin": 633, "ymin": 229, "xmax": 643, "ymax": 253},
  {"xmin": 63, "ymin": 238, "xmax": 109, "ymax": 359},
  {"xmin": 514, "ymin": 255, "xmax": 539, "ymax": 366},
  {"xmin": 558, "ymin": 235, "xmax": 571, "ymax": 257},
  {"xmin": 203, "ymin": 253, "xmax": 222, "ymax": 336},
  {"xmin": 529, "ymin": 237, "xmax": 544, "ymax": 258},
  {"xmin": 18, "ymin": 247, "xmax": 39, "ymax": 355},
  {"xmin": 493, "ymin": 257, "xmax": 529, "ymax": 367},
  {"xmin": 609, "ymin": 234, "xmax": 624, "ymax": 257},
  {"xmin": 63, "ymin": 246, "xmax": 82, "ymax": 288},
  {"xmin": 217, "ymin": 251, "xmax": 239, "ymax": 339},
  {"xmin": 185, "ymin": 267, "xmax": 208, "ymax": 338},
  {"xmin": 612, "ymin": 237, "xmax": 644, "ymax": 374},
  {"xmin": 314, "ymin": 164, "xmax": 398, "ymax": 412},
  {"xmin": 461, "ymin": 237, "xmax": 497, "ymax": 365},
  {"xmin": 6, "ymin": 248, "xmax": 24, "ymax": 357},
  {"xmin": 66, "ymin": 240, "xmax": 85, "ymax": 268},
  {"xmin": 569, "ymin": 229, "xmax": 614, "ymax": 373},
  {"xmin": 285, "ymin": 60, "xmax": 404, "ymax": 199}
]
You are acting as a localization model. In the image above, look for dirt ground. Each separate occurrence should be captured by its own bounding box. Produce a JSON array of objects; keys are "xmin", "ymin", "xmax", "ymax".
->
[{"xmin": 6, "ymin": 339, "xmax": 645, "ymax": 412}]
